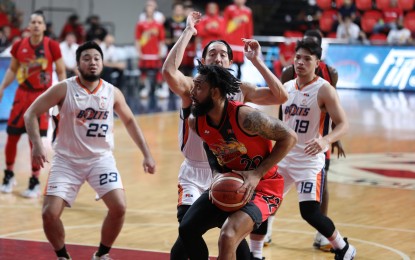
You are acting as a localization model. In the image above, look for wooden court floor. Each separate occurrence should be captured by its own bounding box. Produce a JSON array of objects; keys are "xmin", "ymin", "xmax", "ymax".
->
[{"xmin": 0, "ymin": 89, "xmax": 414, "ymax": 259}]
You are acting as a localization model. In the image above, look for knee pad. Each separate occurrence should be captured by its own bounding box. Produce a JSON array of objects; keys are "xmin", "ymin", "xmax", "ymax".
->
[{"xmin": 251, "ymin": 218, "xmax": 268, "ymax": 235}]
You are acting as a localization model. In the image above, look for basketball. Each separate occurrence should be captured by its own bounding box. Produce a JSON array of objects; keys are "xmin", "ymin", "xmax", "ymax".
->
[{"xmin": 209, "ymin": 172, "xmax": 247, "ymax": 212}]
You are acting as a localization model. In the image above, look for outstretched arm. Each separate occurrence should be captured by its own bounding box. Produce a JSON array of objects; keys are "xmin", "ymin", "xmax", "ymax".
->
[
  {"xmin": 114, "ymin": 88, "xmax": 156, "ymax": 174},
  {"xmin": 162, "ymin": 11, "xmax": 201, "ymax": 108},
  {"xmin": 240, "ymin": 39, "xmax": 288, "ymax": 105}
]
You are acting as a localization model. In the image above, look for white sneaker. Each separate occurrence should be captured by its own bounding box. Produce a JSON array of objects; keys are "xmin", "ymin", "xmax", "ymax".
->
[
  {"xmin": 92, "ymin": 252, "xmax": 112, "ymax": 260},
  {"xmin": 57, "ymin": 256, "xmax": 71, "ymax": 260},
  {"xmin": 140, "ymin": 86, "xmax": 150, "ymax": 99},
  {"xmin": 155, "ymin": 82, "xmax": 170, "ymax": 99},
  {"xmin": 313, "ymin": 232, "xmax": 332, "ymax": 252},
  {"xmin": 331, "ymin": 238, "xmax": 356, "ymax": 260},
  {"xmin": 21, "ymin": 177, "xmax": 40, "ymax": 198},
  {"xmin": 1, "ymin": 177, "xmax": 16, "ymax": 193},
  {"xmin": 263, "ymin": 233, "xmax": 272, "ymax": 246}
]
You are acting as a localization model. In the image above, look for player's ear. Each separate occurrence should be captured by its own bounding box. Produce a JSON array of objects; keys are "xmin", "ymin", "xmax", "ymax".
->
[{"xmin": 201, "ymin": 58, "xmax": 206, "ymax": 65}]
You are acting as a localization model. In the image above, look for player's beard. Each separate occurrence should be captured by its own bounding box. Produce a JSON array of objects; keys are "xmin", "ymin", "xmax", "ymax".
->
[
  {"xmin": 191, "ymin": 96, "xmax": 214, "ymax": 117},
  {"xmin": 79, "ymin": 69, "xmax": 102, "ymax": 82}
]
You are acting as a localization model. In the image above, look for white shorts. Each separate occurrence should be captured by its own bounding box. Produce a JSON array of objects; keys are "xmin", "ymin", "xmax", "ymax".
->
[
  {"xmin": 46, "ymin": 153, "xmax": 123, "ymax": 207},
  {"xmin": 177, "ymin": 158, "xmax": 212, "ymax": 206},
  {"xmin": 278, "ymin": 158, "xmax": 325, "ymax": 203}
]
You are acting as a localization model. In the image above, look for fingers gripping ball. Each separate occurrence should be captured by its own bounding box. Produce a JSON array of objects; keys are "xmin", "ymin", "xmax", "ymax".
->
[{"xmin": 209, "ymin": 172, "xmax": 248, "ymax": 212}]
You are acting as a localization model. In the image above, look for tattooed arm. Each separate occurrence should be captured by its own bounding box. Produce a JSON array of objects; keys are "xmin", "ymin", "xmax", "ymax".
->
[{"xmin": 239, "ymin": 106, "xmax": 297, "ymax": 178}]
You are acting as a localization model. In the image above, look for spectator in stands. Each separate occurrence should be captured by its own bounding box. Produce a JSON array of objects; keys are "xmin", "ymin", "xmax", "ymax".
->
[
  {"xmin": 138, "ymin": 0, "xmax": 165, "ymax": 24},
  {"xmin": 0, "ymin": 26, "xmax": 8, "ymax": 52},
  {"xmin": 196, "ymin": 2, "xmax": 225, "ymax": 49},
  {"xmin": 59, "ymin": 14, "xmax": 85, "ymax": 44},
  {"xmin": 223, "ymin": 0, "xmax": 253, "ymax": 79},
  {"xmin": 45, "ymin": 22, "xmax": 58, "ymax": 40},
  {"xmin": 0, "ymin": 0, "xmax": 17, "ymax": 22},
  {"xmin": 59, "ymin": 32, "xmax": 79, "ymax": 78},
  {"xmin": 373, "ymin": 0, "xmax": 403, "ymax": 34},
  {"xmin": 135, "ymin": 0, "xmax": 166, "ymax": 99},
  {"xmin": 86, "ymin": 15, "xmax": 108, "ymax": 43},
  {"xmin": 273, "ymin": 39, "xmax": 296, "ymax": 78},
  {"xmin": 387, "ymin": 22, "xmax": 413, "ymax": 45},
  {"xmin": 337, "ymin": 0, "xmax": 359, "ymax": 26},
  {"xmin": 164, "ymin": 3, "xmax": 186, "ymax": 51},
  {"xmin": 289, "ymin": 0, "xmax": 322, "ymax": 32},
  {"xmin": 336, "ymin": 14, "xmax": 366, "ymax": 43},
  {"xmin": 100, "ymin": 34, "xmax": 126, "ymax": 88}
]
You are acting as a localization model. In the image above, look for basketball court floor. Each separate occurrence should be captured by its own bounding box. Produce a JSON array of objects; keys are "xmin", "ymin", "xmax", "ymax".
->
[{"xmin": 0, "ymin": 89, "xmax": 414, "ymax": 259}]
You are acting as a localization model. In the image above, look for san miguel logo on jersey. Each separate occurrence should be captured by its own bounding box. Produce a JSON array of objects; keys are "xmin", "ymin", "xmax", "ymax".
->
[
  {"xmin": 76, "ymin": 107, "xmax": 109, "ymax": 125},
  {"xmin": 209, "ymin": 138, "xmax": 247, "ymax": 166}
]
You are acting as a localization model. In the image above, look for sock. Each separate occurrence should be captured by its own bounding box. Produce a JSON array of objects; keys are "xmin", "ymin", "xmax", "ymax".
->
[
  {"xmin": 96, "ymin": 243, "xmax": 111, "ymax": 256},
  {"xmin": 329, "ymin": 231, "xmax": 346, "ymax": 250},
  {"xmin": 55, "ymin": 245, "xmax": 70, "ymax": 258},
  {"xmin": 267, "ymin": 215, "xmax": 275, "ymax": 237},
  {"xmin": 250, "ymin": 238, "xmax": 264, "ymax": 259}
]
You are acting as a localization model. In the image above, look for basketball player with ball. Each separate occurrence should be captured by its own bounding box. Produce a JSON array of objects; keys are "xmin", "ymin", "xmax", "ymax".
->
[{"xmin": 178, "ymin": 63, "xmax": 297, "ymax": 260}]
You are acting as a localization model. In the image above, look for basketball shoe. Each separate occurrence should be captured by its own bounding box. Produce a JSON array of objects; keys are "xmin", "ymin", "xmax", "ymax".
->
[
  {"xmin": 57, "ymin": 256, "xmax": 71, "ymax": 260},
  {"xmin": 263, "ymin": 234, "xmax": 272, "ymax": 247},
  {"xmin": 21, "ymin": 176, "xmax": 40, "ymax": 198},
  {"xmin": 313, "ymin": 232, "xmax": 332, "ymax": 252},
  {"xmin": 1, "ymin": 170, "xmax": 15, "ymax": 193},
  {"xmin": 331, "ymin": 238, "xmax": 356, "ymax": 260},
  {"xmin": 92, "ymin": 252, "xmax": 112, "ymax": 260}
]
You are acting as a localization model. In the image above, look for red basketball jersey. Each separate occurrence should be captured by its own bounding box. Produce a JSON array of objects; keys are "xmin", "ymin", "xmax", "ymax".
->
[
  {"xmin": 11, "ymin": 36, "xmax": 62, "ymax": 90},
  {"xmin": 195, "ymin": 100, "xmax": 277, "ymax": 179}
]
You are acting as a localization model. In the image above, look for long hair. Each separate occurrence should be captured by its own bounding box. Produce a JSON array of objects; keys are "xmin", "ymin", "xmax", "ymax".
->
[{"xmin": 196, "ymin": 63, "xmax": 240, "ymax": 97}]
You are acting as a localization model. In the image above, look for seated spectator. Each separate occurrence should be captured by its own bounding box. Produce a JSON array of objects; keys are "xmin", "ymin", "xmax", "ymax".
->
[
  {"xmin": 59, "ymin": 14, "xmax": 85, "ymax": 44},
  {"xmin": 45, "ymin": 22, "xmax": 58, "ymax": 40},
  {"xmin": 86, "ymin": 15, "xmax": 108, "ymax": 43},
  {"xmin": 138, "ymin": 0, "xmax": 165, "ymax": 24},
  {"xmin": 337, "ymin": 0, "xmax": 359, "ymax": 26},
  {"xmin": 387, "ymin": 22, "xmax": 413, "ymax": 45},
  {"xmin": 100, "ymin": 34, "xmax": 126, "ymax": 88},
  {"xmin": 289, "ymin": 0, "xmax": 322, "ymax": 32},
  {"xmin": 336, "ymin": 14, "xmax": 366, "ymax": 43},
  {"xmin": 373, "ymin": 0, "xmax": 403, "ymax": 34},
  {"xmin": 0, "ymin": 26, "xmax": 9, "ymax": 52},
  {"xmin": 59, "ymin": 32, "xmax": 79, "ymax": 77}
]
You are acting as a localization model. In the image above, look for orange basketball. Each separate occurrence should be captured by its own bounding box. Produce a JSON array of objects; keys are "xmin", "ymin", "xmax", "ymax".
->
[{"xmin": 209, "ymin": 172, "xmax": 247, "ymax": 212}]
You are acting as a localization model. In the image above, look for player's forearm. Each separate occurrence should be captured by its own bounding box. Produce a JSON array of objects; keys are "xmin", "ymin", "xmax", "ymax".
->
[
  {"xmin": 251, "ymin": 57, "xmax": 288, "ymax": 104},
  {"xmin": 0, "ymin": 68, "xmax": 16, "ymax": 91},
  {"xmin": 24, "ymin": 111, "xmax": 43, "ymax": 147},
  {"xmin": 323, "ymin": 121, "xmax": 348, "ymax": 145},
  {"xmin": 163, "ymin": 27, "xmax": 194, "ymax": 72},
  {"xmin": 125, "ymin": 118, "xmax": 153, "ymax": 159}
]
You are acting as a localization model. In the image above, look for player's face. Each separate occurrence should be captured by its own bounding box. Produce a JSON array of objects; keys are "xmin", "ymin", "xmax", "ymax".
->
[
  {"xmin": 190, "ymin": 74, "xmax": 214, "ymax": 116},
  {"xmin": 29, "ymin": 14, "xmax": 46, "ymax": 37},
  {"xmin": 294, "ymin": 48, "xmax": 319, "ymax": 77},
  {"xmin": 203, "ymin": 42, "xmax": 232, "ymax": 68},
  {"xmin": 78, "ymin": 49, "xmax": 103, "ymax": 82}
]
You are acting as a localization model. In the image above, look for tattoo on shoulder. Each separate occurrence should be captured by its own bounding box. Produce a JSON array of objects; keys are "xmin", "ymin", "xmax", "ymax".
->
[{"xmin": 243, "ymin": 110, "xmax": 289, "ymax": 140}]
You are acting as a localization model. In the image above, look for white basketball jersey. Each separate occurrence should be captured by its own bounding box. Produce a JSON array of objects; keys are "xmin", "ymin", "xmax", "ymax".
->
[
  {"xmin": 281, "ymin": 77, "xmax": 327, "ymax": 165},
  {"xmin": 53, "ymin": 77, "xmax": 115, "ymax": 159},
  {"xmin": 178, "ymin": 108, "xmax": 208, "ymax": 163}
]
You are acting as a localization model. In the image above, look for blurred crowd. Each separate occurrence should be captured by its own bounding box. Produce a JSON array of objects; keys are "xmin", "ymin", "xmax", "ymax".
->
[{"xmin": 1, "ymin": 0, "xmax": 414, "ymax": 99}]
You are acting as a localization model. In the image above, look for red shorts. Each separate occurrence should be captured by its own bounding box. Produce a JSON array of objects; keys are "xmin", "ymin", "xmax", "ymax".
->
[
  {"xmin": 139, "ymin": 59, "xmax": 162, "ymax": 70},
  {"xmin": 7, "ymin": 87, "xmax": 49, "ymax": 136},
  {"xmin": 242, "ymin": 170, "xmax": 284, "ymax": 225}
]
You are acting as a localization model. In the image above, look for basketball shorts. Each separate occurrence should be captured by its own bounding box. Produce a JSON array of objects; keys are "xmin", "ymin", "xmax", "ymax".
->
[
  {"xmin": 45, "ymin": 153, "xmax": 123, "ymax": 207},
  {"xmin": 177, "ymin": 158, "xmax": 212, "ymax": 206},
  {"xmin": 242, "ymin": 171, "xmax": 284, "ymax": 226},
  {"xmin": 278, "ymin": 158, "xmax": 325, "ymax": 203},
  {"xmin": 7, "ymin": 87, "xmax": 48, "ymax": 136}
]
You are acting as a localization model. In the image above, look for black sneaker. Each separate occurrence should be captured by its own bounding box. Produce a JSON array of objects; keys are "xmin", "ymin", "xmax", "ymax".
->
[
  {"xmin": 330, "ymin": 238, "xmax": 356, "ymax": 260},
  {"xmin": 250, "ymin": 253, "xmax": 265, "ymax": 260},
  {"xmin": 21, "ymin": 176, "xmax": 40, "ymax": 198},
  {"xmin": 1, "ymin": 170, "xmax": 15, "ymax": 193}
]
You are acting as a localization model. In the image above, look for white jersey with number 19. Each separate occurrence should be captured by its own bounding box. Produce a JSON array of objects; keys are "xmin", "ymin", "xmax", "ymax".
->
[{"xmin": 53, "ymin": 76, "xmax": 115, "ymax": 159}]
